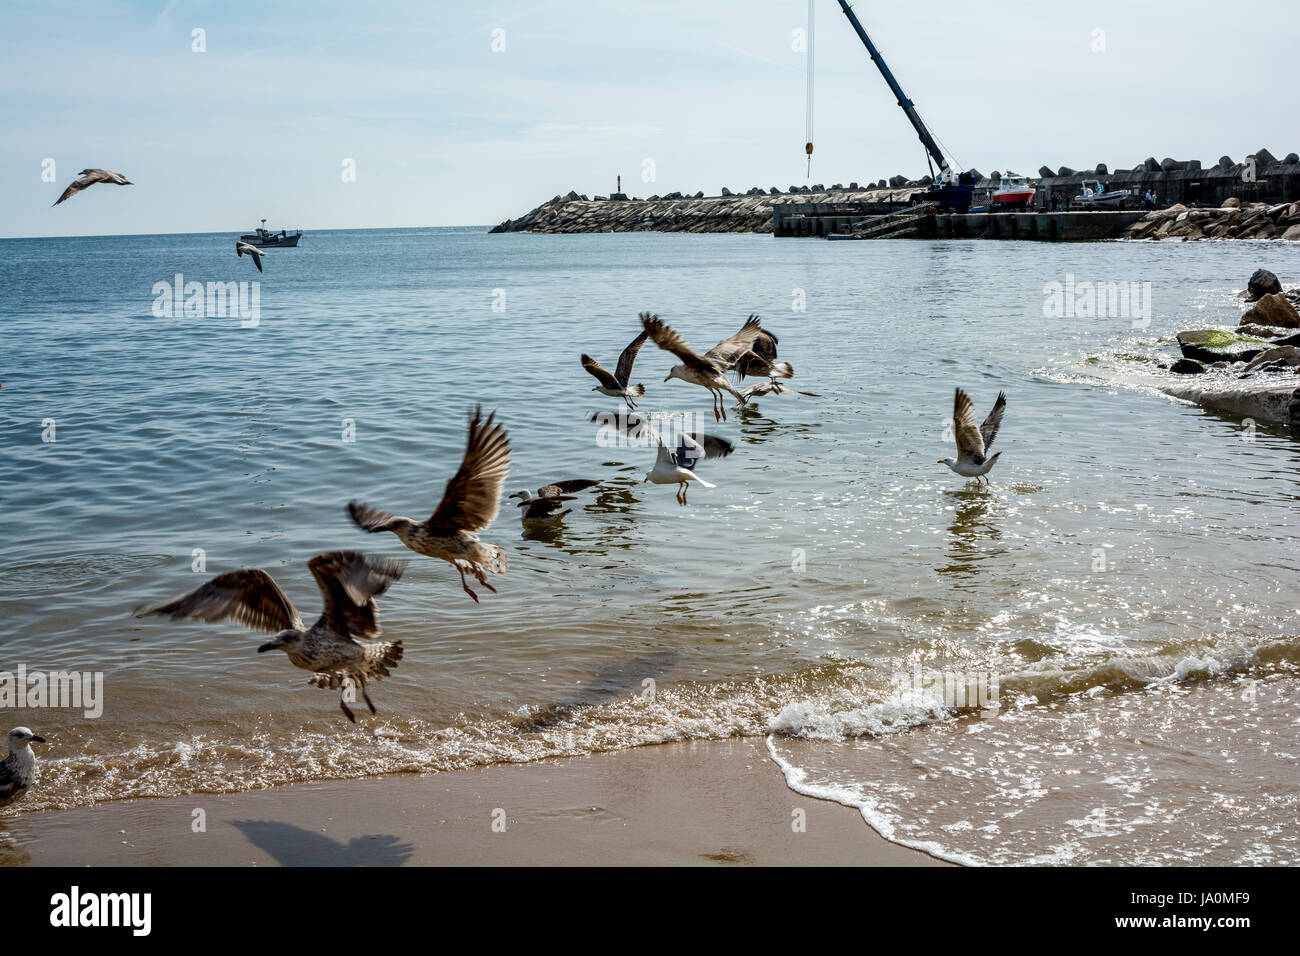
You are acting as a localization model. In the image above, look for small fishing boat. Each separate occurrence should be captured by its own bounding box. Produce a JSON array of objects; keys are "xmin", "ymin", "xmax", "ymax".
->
[
  {"xmin": 239, "ymin": 219, "xmax": 303, "ymax": 247},
  {"xmin": 991, "ymin": 174, "xmax": 1035, "ymax": 210},
  {"xmin": 1072, "ymin": 180, "xmax": 1129, "ymax": 207}
]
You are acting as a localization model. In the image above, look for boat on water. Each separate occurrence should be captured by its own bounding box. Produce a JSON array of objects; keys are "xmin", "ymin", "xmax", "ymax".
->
[
  {"xmin": 991, "ymin": 174, "xmax": 1036, "ymax": 210},
  {"xmin": 239, "ymin": 219, "xmax": 303, "ymax": 247},
  {"xmin": 1072, "ymin": 180, "xmax": 1130, "ymax": 207}
]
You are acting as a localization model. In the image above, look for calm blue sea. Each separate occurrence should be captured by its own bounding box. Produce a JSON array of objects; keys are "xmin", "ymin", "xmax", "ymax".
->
[{"xmin": 1, "ymin": 226, "xmax": 1297, "ymax": 864}]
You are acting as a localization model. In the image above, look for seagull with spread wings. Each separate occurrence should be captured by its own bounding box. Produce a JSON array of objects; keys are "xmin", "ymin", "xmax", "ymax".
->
[
  {"xmin": 644, "ymin": 431, "xmax": 734, "ymax": 505},
  {"xmin": 0, "ymin": 728, "xmax": 46, "ymax": 809},
  {"xmin": 939, "ymin": 388, "xmax": 1007, "ymax": 483},
  {"xmin": 705, "ymin": 315, "xmax": 793, "ymax": 381},
  {"xmin": 508, "ymin": 479, "xmax": 600, "ymax": 522},
  {"xmin": 236, "ymin": 240, "xmax": 267, "ymax": 272},
  {"xmin": 52, "ymin": 168, "xmax": 133, "ymax": 206},
  {"xmin": 135, "ymin": 552, "xmax": 406, "ymax": 722},
  {"xmin": 348, "ymin": 405, "xmax": 511, "ymax": 602},
  {"xmin": 737, "ymin": 380, "xmax": 821, "ymax": 405},
  {"xmin": 640, "ymin": 312, "xmax": 749, "ymax": 422},
  {"xmin": 581, "ymin": 329, "xmax": 649, "ymax": 408}
]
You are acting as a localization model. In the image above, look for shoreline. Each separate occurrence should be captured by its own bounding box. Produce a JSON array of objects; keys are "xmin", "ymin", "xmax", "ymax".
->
[{"xmin": 1, "ymin": 738, "xmax": 948, "ymax": 867}]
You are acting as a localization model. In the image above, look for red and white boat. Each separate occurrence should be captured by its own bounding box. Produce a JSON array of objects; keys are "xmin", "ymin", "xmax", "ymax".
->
[{"xmin": 991, "ymin": 174, "xmax": 1036, "ymax": 210}]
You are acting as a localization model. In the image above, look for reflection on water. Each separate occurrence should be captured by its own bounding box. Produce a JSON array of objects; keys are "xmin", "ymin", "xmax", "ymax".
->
[{"xmin": 939, "ymin": 486, "xmax": 1005, "ymax": 580}]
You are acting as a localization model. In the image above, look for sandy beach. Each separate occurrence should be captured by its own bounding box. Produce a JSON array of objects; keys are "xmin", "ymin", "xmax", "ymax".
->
[{"xmin": 3, "ymin": 738, "xmax": 945, "ymax": 867}]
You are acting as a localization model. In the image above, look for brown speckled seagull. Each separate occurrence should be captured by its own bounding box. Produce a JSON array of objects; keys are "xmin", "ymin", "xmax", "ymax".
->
[
  {"xmin": 135, "ymin": 552, "xmax": 407, "ymax": 722},
  {"xmin": 348, "ymin": 406, "xmax": 511, "ymax": 602},
  {"xmin": 52, "ymin": 168, "xmax": 133, "ymax": 206},
  {"xmin": 508, "ymin": 479, "xmax": 600, "ymax": 522},
  {"xmin": 705, "ymin": 315, "xmax": 792, "ymax": 381},
  {"xmin": 640, "ymin": 312, "xmax": 749, "ymax": 422},
  {"xmin": 581, "ymin": 329, "xmax": 649, "ymax": 408}
]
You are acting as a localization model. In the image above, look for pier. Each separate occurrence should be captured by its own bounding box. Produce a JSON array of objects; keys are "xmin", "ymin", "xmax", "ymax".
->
[{"xmin": 772, "ymin": 203, "xmax": 1148, "ymax": 240}]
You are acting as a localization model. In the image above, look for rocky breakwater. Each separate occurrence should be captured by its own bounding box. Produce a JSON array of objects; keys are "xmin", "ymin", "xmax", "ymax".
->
[
  {"xmin": 488, "ymin": 184, "xmax": 914, "ymax": 234},
  {"xmin": 1161, "ymin": 268, "xmax": 1300, "ymax": 427},
  {"xmin": 1123, "ymin": 197, "xmax": 1300, "ymax": 241}
]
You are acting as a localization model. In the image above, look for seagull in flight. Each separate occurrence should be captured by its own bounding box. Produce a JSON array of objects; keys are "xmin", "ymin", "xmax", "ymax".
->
[
  {"xmin": 509, "ymin": 479, "xmax": 600, "ymax": 522},
  {"xmin": 236, "ymin": 241, "xmax": 267, "ymax": 272},
  {"xmin": 645, "ymin": 431, "xmax": 734, "ymax": 505},
  {"xmin": 940, "ymin": 388, "xmax": 1006, "ymax": 483},
  {"xmin": 706, "ymin": 315, "xmax": 793, "ymax": 381},
  {"xmin": 135, "ymin": 552, "xmax": 407, "ymax": 722},
  {"xmin": 52, "ymin": 168, "xmax": 133, "ymax": 206},
  {"xmin": 737, "ymin": 380, "xmax": 820, "ymax": 405},
  {"xmin": 349, "ymin": 405, "xmax": 511, "ymax": 602},
  {"xmin": 640, "ymin": 313, "xmax": 749, "ymax": 421},
  {"xmin": 581, "ymin": 329, "xmax": 649, "ymax": 408},
  {"xmin": 0, "ymin": 728, "xmax": 46, "ymax": 809}
]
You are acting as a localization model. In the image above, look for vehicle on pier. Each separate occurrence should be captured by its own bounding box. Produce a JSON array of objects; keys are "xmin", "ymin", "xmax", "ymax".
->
[
  {"xmin": 992, "ymin": 174, "xmax": 1036, "ymax": 210},
  {"xmin": 1072, "ymin": 180, "xmax": 1130, "ymax": 207}
]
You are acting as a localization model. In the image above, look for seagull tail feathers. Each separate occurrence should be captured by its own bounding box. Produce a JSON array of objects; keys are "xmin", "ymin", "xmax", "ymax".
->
[
  {"xmin": 626, "ymin": 383, "xmax": 645, "ymax": 398},
  {"xmin": 770, "ymin": 362, "xmax": 794, "ymax": 379}
]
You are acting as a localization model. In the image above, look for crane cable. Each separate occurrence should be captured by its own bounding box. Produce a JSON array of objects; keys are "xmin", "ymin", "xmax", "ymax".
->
[{"xmin": 804, "ymin": 0, "xmax": 814, "ymax": 178}]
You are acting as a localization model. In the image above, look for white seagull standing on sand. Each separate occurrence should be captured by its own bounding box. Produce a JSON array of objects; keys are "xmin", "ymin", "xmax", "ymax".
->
[
  {"xmin": 581, "ymin": 329, "xmax": 649, "ymax": 408},
  {"xmin": 135, "ymin": 552, "xmax": 407, "ymax": 722},
  {"xmin": 640, "ymin": 312, "xmax": 750, "ymax": 422},
  {"xmin": 509, "ymin": 480, "xmax": 600, "ymax": 523},
  {"xmin": 940, "ymin": 388, "xmax": 1007, "ymax": 483},
  {"xmin": 348, "ymin": 405, "xmax": 511, "ymax": 603},
  {"xmin": 52, "ymin": 168, "xmax": 133, "ymax": 206},
  {"xmin": 0, "ymin": 728, "xmax": 46, "ymax": 809},
  {"xmin": 236, "ymin": 241, "xmax": 267, "ymax": 272}
]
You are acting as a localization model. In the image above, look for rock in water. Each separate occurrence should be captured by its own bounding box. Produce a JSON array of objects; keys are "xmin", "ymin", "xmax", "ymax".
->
[
  {"xmin": 1240, "ymin": 292, "xmax": 1300, "ymax": 329},
  {"xmin": 1170, "ymin": 359, "xmax": 1206, "ymax": 374},
  {"xmin": 1177, "ymin": 330, "xmax": 1271, "ymax": 364},
  {"xmin": 1245, "ymin": 269, "xmax": 1283, "ymax": 301}
]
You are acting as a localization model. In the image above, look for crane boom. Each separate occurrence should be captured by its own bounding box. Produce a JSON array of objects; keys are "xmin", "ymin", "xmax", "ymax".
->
[{"xmin": 835, "ymin": 0, "xmax": 950, "ymax": 177}]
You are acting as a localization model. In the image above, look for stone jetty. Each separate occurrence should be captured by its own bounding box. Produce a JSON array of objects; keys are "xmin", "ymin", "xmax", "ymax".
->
[{"xmin": 491, "ymin": 147, "xmax": 1299, "ymax": 238}]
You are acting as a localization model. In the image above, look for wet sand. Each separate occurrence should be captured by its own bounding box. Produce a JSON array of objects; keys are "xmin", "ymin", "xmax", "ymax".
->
[{"xmin": 3, "ymin": 737, "xmax": 946, "ymax": 866}]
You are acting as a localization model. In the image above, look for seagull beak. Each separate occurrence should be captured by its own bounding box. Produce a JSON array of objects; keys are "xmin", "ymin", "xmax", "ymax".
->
[
  {"xmin": 663, "ymin": 374, "xmax": 671, "ymax": 382},
  {"xmin": 31, "ymin": 736, "xmax": 45, "ymax": 743},
  {"xmin": 257, "ymin": 641, "xmax": 281, "ymax": 653}
]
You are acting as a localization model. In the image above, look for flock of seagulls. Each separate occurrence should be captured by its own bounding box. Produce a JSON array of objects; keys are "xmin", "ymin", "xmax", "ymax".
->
[{"xmin": 11, "ymin": 166, "xmax": 1012, "ymax": 806}]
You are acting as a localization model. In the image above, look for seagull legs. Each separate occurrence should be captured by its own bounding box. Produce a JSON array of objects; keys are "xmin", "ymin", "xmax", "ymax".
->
[
  {"xmin": 677, "ymin": 481, "xmax": 689, "ymax": 505},
  {"xmin": 355, "ymin": 671, "xmax": 377, "ymax": 714},
  {"xmin": 457, "ymin": 567, "xmax": 480, "ymax": 603},
  {"xmin": 339, "ymin": 688, "xmax": 357, "ymax": 723}
]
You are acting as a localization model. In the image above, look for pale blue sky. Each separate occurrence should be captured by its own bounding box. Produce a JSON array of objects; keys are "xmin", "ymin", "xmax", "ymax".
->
[{"xmin": 2, "ymin": 0, "xmax": 1294, "ymax": 237}]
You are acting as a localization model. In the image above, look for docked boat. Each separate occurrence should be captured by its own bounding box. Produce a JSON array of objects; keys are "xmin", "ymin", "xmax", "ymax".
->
[
  {"xmin": 1072, "ymin": 180, "xmax": 1129, "ymax": 207},
  {"xmin": 238, "ymin": 219, "xmax": 302, "ymax": 247},
  {"xmin": 991, "ymin": 174, "xmax": 1036, "ymax": 210}
]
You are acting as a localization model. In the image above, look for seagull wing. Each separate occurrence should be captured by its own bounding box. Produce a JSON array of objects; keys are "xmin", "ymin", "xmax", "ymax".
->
[
  {"xmin": 307, "ymin": 551, "xmax": 406, "ymax": 641},
  {"xmin": 134, "ymin": 569, "xmax": 304, "ymax": 633},
  {"xmin": 684, "ymin": 431, "xmax": 735, "ymax": 461},
  {"xmin": 673, "ymin": 433, "xmax": 707, "ymax": 468},
  {"xmin": 953, "ymin": 388, "xmax": 987, "ymax": 463},
  {"xmin": 537, "ymin": 479, "xmax": 599, "ymax": 497},
  {"xmin": 704, "ymin": 314, "xmax": 767, "ymax": 368},
  {"xmin": 522, "ymin": 496, "xmax": 573, "ymax": 519},
  {"xmin": 427, "ymin": 405, "xmax": 511, "ymax": 533},
  {"xmin": 581, "ymin": 354, "xmax": 622, "ymax": 389},
  {"xmin": 0, "ymin": 757, "xmax": 25, "ymax": 801},
  {"xmin": 52, "ymin": 171, "xmax": 98, "ymax": 206},
  {"xmin": 640, "ymin": 312, "xmax": 721, "ymax": 374},
  {"xmin": 613, "ymin": 329, "xmax": 649, "ymax": 386},
  {"xmin": 979, "ymin": 392, "xmax": 1007, "ymax": 453}
]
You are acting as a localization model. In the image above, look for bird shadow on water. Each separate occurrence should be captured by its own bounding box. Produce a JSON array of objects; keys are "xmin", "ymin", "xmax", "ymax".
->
[
  {"xmin": 937, "ymin": 485, "xmax": 1006, "ymax": 580},
  {"xmin": 509, "ymin": 650, "xmax": 680, "ymax": 734},
  {"xmin": 230, "ymin": 819, "xmax": 414, "ymax": 867}
]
